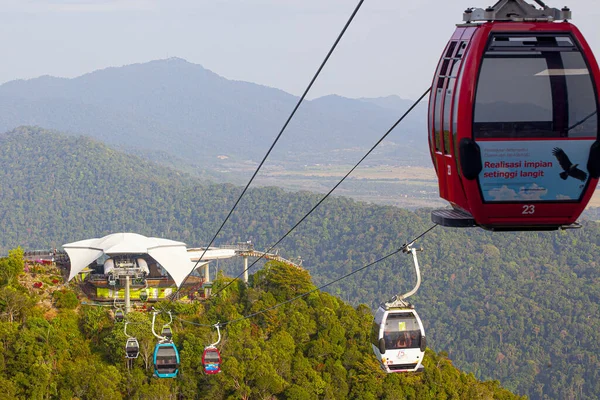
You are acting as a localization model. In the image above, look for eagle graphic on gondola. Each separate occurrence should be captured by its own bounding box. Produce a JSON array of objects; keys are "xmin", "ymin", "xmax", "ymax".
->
[{"xmin": 552, "ymin": 147, "xmax": 588, "ymax": 182}]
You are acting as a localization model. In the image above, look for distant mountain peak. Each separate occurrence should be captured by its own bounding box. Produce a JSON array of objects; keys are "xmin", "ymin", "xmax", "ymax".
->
[
  {"xmin": 143, "ymin": 57, "xmax": 197, "ymax": 67},
  {"xmin": 311, "ymin": 94, "xmax": 354, "ymax": 104},
  {"xmin": 359, "ymin": 94, "xmax": 404, "ymax": 101},
  {"xmin": 357, "ymin": 95, "xmax": 418, "ymax": 111},
  {"xmin": 164, "ymin": 56, "xmax": 190, "ymax": 63}
]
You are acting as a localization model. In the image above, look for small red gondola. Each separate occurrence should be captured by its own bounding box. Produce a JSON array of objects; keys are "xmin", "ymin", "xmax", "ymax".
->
[
  {"xmin": 202, "ymin": 346, "xmax": 221, "ymax": 374},
  {"xmin": 429, "ymin": 0, "xmax": 600, "ymax": 231}
]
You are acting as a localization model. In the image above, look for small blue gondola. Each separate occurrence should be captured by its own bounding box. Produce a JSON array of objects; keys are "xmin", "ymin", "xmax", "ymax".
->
[{"xmin": 153, "ymin": 342, "xmax": 180, "ymax": 378}]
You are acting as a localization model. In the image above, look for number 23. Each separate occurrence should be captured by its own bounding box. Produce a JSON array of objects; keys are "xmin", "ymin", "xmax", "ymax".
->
[{"xmin": 522, "ymin": 205, "xmax": 535, "ymax": 214}]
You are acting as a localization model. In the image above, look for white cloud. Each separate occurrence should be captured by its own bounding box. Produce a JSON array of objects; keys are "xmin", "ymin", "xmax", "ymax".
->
[
  {"xmin": 488, "ymin": 185, "xmax": 519, "ymax": 201},
  {"xmin": 555, "ymin": 194, "xmax": 573, "ymax": 200},
  {"xmin": 487, "ymin": 183, "xmax": 549, "ymax": 201}
]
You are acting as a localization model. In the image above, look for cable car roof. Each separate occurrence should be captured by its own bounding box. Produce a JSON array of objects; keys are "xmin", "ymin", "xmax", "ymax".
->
[
  {"xmin": 463, "ymin": 0, "xmax": 571, "ymax": 23},
  {"xmin": 63, "ymin": 233, "xmax": 192, "ymax": 287}
]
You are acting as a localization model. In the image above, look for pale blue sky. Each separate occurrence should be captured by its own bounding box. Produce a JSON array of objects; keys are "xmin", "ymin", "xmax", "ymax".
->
[{"xmin": 1, "ymin": 0, "xmax": 599, "ymax": 99}]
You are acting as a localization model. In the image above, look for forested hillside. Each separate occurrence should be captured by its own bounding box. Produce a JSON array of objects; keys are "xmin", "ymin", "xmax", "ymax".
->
[
  {"xmin": 0, "ymin": 250, "xmax": 521, "ymax": 399},
  {"xmin": 0, "ymin": 127, "xmax": 599, "ymax": 399}
]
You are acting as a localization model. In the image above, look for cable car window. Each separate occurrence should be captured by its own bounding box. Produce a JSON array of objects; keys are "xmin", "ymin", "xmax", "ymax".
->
[
  {"xmin": 428, "ymin": 84, "xmax": 436, "ymax": 149},
  {"xmin": 453, "ymin": 42, "xmax": 470, "ymax": 148},
  {"xmin": 156, "ymin": 355, "xmax": 178, "ymax": 373},
  {"xmin": 450, "ymin": 58, "xmax": 462, "ymax": 76},
  {"xmin": 434, "ymin": 89, "xmax": 444, "ymax": 151},
  {"xmin": 443, "ymin": 81, "xmax": 455, "ymax": 153},
  {"xmin": 441, "ymin": 44, "xmax": 465, "ymax": 154},
  {"xmin": 561, "ymin": 51, "xmax": 598, "ymax": 138},
  {"xmin": 440, "ymin": 42, "xmax": 458, "ymax": 77},
  {"xmin": 445, "ymin": 41, "xmax": 457, "ymax": 58},
  {"xmin": 488, "ymin": 35, "xmax": 575, "ymax": 50},
  {"xmin": 440, "ymin": 61, "xmax": 450, "ymax": 81},
  {"xmin": 473, "ymin": 34, "xmax": 597, "ymax": 139},
  {"xmin": 383, "ymin": 313, "xmax": 421, "ymax": 349},
  {"xmin": 456, "ymin": 41, "xmax": 467, "ymax": 58},
  {"xmin": 205, "ymin": 352, "xmax": 219, "ymax": 362},
  {"xmin": 453, "ymin": 69, "xmax": 465, "ymax": 136},
  {"xmin": 437, "ymin": 74, "xmax": 447, "ymax": 89},
  {"xmin": 371, "ymin": 308, "xmax": 384, "ymax": 346},
  {"xmin": 430, "ymin": 42, "xmax": 454, "ymax": 155},
  {"xmin": 371, "ymin": 321, "xmax": 380, "ymax": 346}
]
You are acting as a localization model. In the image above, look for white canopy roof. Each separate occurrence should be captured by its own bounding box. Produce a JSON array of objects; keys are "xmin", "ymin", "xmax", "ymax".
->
[{"xmin": 63, "ymin": 233, "xmax": 193, "ymax": 287}]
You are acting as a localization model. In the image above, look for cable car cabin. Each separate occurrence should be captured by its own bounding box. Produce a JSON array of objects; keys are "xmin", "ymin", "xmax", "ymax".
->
[
  {"xmin": 114, "ymin": 310, "xmax": 124, "ymax": 323},
  {"xmin": 429, "ymin": 3, "xmax": 600, "ymax": 231},
  {"xmin": 161, "ymin": 326, "xmax": 173, "ymax": 340},
  {"xmin": 202, "ymin": 346, "xmax": 222, "ymax": 375},
  {"xmin": 125, "ymin": 337, "xmax": 140, "ymax": 359},
  {"xmin": 371, "ymin": 307, "xmax": 426, "ymax": 373},
  {"xmin": 153, "ymin": 343, "xmax": 180, "ymax": 378}
]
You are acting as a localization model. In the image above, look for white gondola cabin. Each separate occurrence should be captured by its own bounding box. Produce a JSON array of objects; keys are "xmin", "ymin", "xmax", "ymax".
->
[
  {"xmin": 125, "ymin": 337, "xmax": 140, "ymax": 359},
  {"xmin": 371, "ymin": 306, "xmax": 426, "ymax": 373}
]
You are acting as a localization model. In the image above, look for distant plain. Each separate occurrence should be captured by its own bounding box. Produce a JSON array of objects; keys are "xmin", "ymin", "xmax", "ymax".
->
[{"xmin": 210, "ymin": 159, "xmax": 600, "ymax": 211}]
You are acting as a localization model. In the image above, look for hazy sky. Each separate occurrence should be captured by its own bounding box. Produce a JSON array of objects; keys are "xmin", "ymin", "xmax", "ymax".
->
[{"xmin": 1, "ymin": 0, "xmax": 599, "ymax": 99}]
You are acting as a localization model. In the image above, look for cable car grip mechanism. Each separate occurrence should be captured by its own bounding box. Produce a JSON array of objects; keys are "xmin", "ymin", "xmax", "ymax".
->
[{"xmin": 463, "ymin": 0, "xmax": 571, "ymax": 24}]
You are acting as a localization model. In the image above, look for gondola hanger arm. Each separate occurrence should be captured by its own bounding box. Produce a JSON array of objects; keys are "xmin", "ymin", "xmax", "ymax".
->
[
  {"xmin": 399, "ymin": 242, "xmax": 422, "ymax": 300},
  {"xmin": 401, "ymin": 242, "xmax": 422, "ymax": 300},
  {"xmin": 163, "ymin": 311, "xmax": 173, "ymax": 330},
  {"xmin": 210, "ymin": 323, "xmax": 221, "ymax": 347},
  {"xmin": 384, "ymin": 242, "xmax": 422, "ymax": 309},
  {"xmin": 124, "ymin": 321, "xmax": 131, "ymax": 339},
  {"xmin": 151, "ymin": 310, "xmax": 167, "ymax": 342}
]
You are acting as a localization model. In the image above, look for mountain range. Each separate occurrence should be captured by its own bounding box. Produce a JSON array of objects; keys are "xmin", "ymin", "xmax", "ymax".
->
[{"xmin": 0, "ymin": 58, "xmax": 427, "ymax": 170}]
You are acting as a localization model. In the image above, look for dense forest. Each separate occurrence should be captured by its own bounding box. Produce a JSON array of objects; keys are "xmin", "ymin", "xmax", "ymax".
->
[
  {"xmin": 0, "ymin": 126, "xmax": 599, "ymax": 398},
  {"xmin": 0, "ymin": 249, "xmax": 521, "ymax": 399}
]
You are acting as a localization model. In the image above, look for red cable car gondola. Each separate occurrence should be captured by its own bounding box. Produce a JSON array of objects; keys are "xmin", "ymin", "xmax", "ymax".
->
[
  {"xmin": 429, "ymin": 0, "xmax": 600, "ymax": 231},
  {"xmin": 202, "ymin": 323, "xmax": 222, "ymax": 375},
  {"xmin": 202, "ymin": 346, "xmax": 222, "ymax": 375}
]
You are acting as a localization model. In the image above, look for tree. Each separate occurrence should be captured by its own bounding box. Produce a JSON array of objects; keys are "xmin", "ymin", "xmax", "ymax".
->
[
  {"xmin": 53, "ymin": 289, "xmax": 78, "ymax": 309},
  {"xmin": 0, "ymin": 286, "xmax": 31, "ymax": 323},
  {"xmin": 253, "ymin": 260, "xmax": 315, "ymax": 300},
  {"xmin": 0, "ymin": 248, "xmax": 24, "ymax": 286}
]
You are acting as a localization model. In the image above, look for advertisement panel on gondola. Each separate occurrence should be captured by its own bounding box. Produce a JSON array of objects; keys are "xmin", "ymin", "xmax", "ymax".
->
[{"xmin": 477, "ymin": 140, "xmax": 593, "ymax": 202}]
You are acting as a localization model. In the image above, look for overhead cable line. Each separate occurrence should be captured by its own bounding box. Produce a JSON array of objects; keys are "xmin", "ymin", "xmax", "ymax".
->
[
  {"xmin": 175, "ymin": 224, "xmax": 438, "ymax": 328},
  {"xmin": 171, "ymin": 0, "xmax": 367, "ymax": 300},
  {"xmin": 211, "ymin": 86, "xmax": 432, "ymax": 297}
]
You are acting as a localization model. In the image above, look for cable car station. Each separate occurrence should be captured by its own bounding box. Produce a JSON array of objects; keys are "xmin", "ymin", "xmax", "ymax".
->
[{"xmin": 59, "ymin": 232, "xmax": 303, "ymax": 309}]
